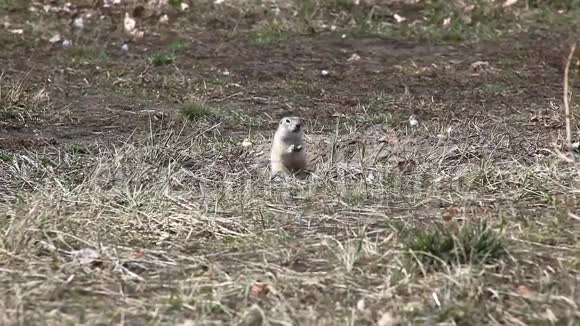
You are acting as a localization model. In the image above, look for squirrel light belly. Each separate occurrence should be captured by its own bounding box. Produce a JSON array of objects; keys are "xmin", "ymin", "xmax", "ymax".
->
[{"xmin": 270, "ymin": 117, "xmax": 307, "ymax": 177}]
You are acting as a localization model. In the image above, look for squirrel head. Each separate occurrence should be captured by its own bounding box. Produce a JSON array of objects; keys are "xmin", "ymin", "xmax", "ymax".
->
[{"xmin": 278, "ymin": 116, "xmax": 303, "ymax": 134}]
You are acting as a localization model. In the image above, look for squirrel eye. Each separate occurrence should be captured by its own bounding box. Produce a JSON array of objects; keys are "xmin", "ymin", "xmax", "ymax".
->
[{"xmin": 285, "ymin": 119, "xmax": 290, "ymax": 123}]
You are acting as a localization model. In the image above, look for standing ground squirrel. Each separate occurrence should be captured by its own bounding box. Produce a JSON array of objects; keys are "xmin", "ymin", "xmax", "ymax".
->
[{"xmin": 270, "ymin": 116, "xmax": 307, "ymax": 177}]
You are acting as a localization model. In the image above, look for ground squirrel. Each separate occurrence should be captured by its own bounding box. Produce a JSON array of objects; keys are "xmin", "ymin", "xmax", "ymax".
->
[{"xmin": 270, "ymin": 116, "xmax": 307, "ymax": 177}]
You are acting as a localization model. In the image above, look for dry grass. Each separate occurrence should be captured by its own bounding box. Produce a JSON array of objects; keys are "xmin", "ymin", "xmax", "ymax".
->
[
  {"xmin": 0, "ymin": 73, "xmax": 51, "ymax": 128},
  {"xmin": 1, "ymin": 115, "xmax": 579, "ymax": 325},
  {"xmin": 1, "ymin": 0, "xmax": 580, "ymax": 325}
]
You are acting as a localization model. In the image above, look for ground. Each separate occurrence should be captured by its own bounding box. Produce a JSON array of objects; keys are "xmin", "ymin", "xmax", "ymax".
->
[{"xmin": 1, "ymin": 0, "xmax": 579, "ymax": 325}]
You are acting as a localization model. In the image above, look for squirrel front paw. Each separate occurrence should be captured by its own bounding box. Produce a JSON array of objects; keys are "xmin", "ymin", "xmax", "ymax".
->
[{"xmin": 289, "ymin": 144, "xmax": 303, "ymax": 153}]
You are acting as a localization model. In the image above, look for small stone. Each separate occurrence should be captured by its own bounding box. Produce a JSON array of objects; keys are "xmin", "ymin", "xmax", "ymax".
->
[
  {"xmin": 179, "ymin": 320, "xmax": 196, "ymax": 326},
  {"xmin": 471, "ymin": 61, "xmax": 490, "ymax": 72},
  {"xmin": 443, "ymin": 17, "xmax": 452, "ymax": 27},
  {"xmin": 73, "ymin": 16, "xmax": 84, "ymax": 29},
  {"xmin": 159, "ymin": 14, "xmax": 169, "ymax": 24},
  {"xmin": 394, "ymin": 13, "xmax": 406, "ymax": 23},
  {"xmin": 121, "ymin": 43, "xmax": 129, "ymax": 52},
  {"xmin": 70, "ymin": 248, "xmax": 100, "ymax": 265},
  {"xmin": 503, "ymin": 0, "xmax": 519, "ymax": 8},
  {"xmin": 104, "ymin": 0, "xmax": 121, "ymax": 7},
  {"xmin": 124, "ymin": 12, "xmax": 136, "ymax": 33},
  {"xmin": 49, "ymin": 34, "xmax": 62, "ymax": 43},
  {"xmin": 241, "ymin": 139, "xmax": 252, "ymax": 148},
  {"xmin": 347, "ymin": 53, "xmax": 361, "ymax": 62},
  {"xmin": 356, "ymin": 299, "xmax": 366, "ymax": 311},
  {"xmin": 377, "ymin": 312, "xmax": 403, "ymax": 326},
  {"xmin": 320, "ymin": 69, "xmax": 330, "ymax": 77},
  {"xmin": 133, "ymin": 30, "xmax": 144, "ymax": 39}
]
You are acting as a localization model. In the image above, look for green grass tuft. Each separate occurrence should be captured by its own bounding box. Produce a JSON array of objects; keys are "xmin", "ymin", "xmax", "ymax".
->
[
  {"xmin": 0, "ymin": 0, "xmax": 16, "ymax": 9},
  {"xmin": 168, "ymin": 0, "xmax": 182, "ymax": 9},
  {"xmin": 66, "ymin": 144, "xmax": 91, "ymax": 156},
  {"xmin": 149, "ymin": 53, "xmax": 177, "ymax": 66},
  {"xmin": 149, "ymin": 41, "xmax": 186, "ymax": 66},
  {"xmin": 0, "ymin": 153, "xmax": 13, "ymax": 162},
  {"xmin": 404, "ymin": 221, "xmax": 507, "ymax": 270},
  {"xmin": 180, "ymin": 101, "xmax": 217, "ymax": 121},
  {"xmin": 253, "ymin": 31, "xmax": 288, "ymax": 45},
  {"xmin": 167, "ymin": 40, "xmax": 187, "ymax": 53}
]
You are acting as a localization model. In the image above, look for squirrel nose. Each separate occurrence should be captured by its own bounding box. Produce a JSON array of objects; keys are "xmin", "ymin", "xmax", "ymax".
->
[{"xmin": 294, "ymin": 123, "xmax": 301, "ymax": 131}]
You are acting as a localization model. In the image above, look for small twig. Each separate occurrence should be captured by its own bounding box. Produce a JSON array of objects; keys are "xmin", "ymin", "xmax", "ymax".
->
[
  {"xmin": 330, "ymin": 117, "xmax": 340, "ymax": 164},
  {"xmin": 192, "ymin": 122, "xmax": 222, "ymax": 140},
  {"xmin": 210, "ymin": 92, "xmax": 243, "ymax": 102},
  {"xmin": 563, "ymin": 43, "xmax": 576, "ymax": 152},
  {"xmin": 358, "ymin": 143, "xmax": 369, "ymax": 199}
]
